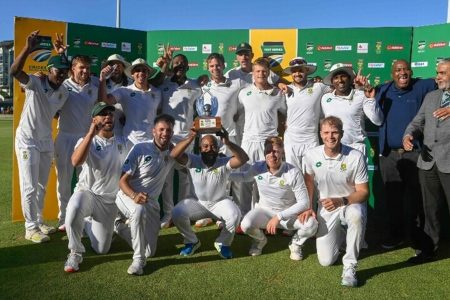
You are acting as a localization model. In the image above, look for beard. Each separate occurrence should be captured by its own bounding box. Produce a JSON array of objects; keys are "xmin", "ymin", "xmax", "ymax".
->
[{"xmin": 201, "ymin": 151, "xmax": 218, "ymax": 166}]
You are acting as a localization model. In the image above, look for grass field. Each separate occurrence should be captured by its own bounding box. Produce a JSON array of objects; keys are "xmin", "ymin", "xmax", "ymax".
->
[{"xmin": 0, "ymin": 117, "xmax": 449, "ymax": 299}]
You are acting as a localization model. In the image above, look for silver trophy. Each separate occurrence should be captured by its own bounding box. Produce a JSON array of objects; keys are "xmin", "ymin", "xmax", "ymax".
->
[{"xmin": 194, "ymin": 90, "xmax": 221, "ymax": 133}]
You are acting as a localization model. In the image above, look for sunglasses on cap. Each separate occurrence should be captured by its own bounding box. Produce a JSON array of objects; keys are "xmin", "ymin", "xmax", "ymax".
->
[{"xmin": 289, "ymin": 58, "xmax": 307, "ymax": 66}]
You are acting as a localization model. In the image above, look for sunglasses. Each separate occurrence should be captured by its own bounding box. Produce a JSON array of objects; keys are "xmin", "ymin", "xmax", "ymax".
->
[
  {"xmin": 97, "ymin": 110, "xmax": 114, "ymax": 116},
  {"xmin": 289, "ymin": 58, "xmax": 307, "ymax": 66}
]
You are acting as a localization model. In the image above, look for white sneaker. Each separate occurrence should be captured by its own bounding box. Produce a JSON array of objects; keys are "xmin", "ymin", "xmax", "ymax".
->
[
  {"xmin": 249, "ymin": 236, "xmax": 268, "ymax": 256},
  {"xmin": 195, "ymin": 218, "xmax": 213, "ymax": 228},
  {"xmin": 288, "ymin": 243, "xmax": 303, "ymax": 261},
  {"xmin": 216, "ymin": 220, "xmax": 224, "ymax": 229},
  {"xmin": 341, "ymin": 264, "xmax": 358, "ymax": 287},
  {"xmin": 127, "ymin": 259, "xmax": 147, "ymax": 275},
  {"xmin": 64, "ymin": 252, "xmax": 83, "ymax": 273},
  {"xmin": 58, "ymin": 224, "xmax": 66, "ymax": 232},
  {"xmin": 39, "ymin": 224, "xmax": 57, "ymax": 235},
  {"xmin": 25, "ymin": 229, "xmax": 50, "ymax": 243}
]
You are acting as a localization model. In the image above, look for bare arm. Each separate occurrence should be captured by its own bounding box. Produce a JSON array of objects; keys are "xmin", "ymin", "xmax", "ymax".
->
[
  {"xmin": 298, "ymin": 172, "xmax": 317, "ymax": 223},
  {"xmin": 71, "ymin": 121, "xmax": 97, "ymax": 166},
  {"xmin": 10, "ymin": 30, "xmax": 41, "ymax": 84},
  {"xmin": 119, "ymin": 173, "xmax": 148, "ymax": 204},
  {"xmin": 219, "ymin": 127, "xmax": 248, "ymax": 169},
  {"xmin": 98, "ymin": 65, "xmax": 117, "ymax": 104},
  {"xmin": 169, "ymin": 129, "xmax": 196, "ymax": 165}
]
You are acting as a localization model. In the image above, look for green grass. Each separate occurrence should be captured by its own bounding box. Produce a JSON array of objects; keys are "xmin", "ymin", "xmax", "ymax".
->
[{"xmin": 0, "ymin": 117, "xmax": 449, "ymax": 299}]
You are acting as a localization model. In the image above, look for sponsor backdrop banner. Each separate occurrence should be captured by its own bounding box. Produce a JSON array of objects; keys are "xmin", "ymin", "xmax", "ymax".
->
[
  {"xmin": 147, "ymin": 30, "xmax": 248, "ymax": 79},
  {"xmin": 249, "ymin": 29, "xmax": 298, "ymax": 78},
  {"xmin": 67, "ymin": 23, "xmax": 147, "ymax": 76},
  {"xmin": 411, "ymin": 23, "xmax": 450, "ymax": 79},
  {"xmin": 13, "ymin": 17, "xmax": 67, "ymax": 221}
]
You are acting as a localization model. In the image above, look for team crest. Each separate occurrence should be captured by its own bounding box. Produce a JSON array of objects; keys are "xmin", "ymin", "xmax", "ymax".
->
[
  {"xmin": 315, "ymin": 161, "xmax": 322, "ymax": 167},
  {"xmin": 279, "ymin": 179, "xmax": 285, "ymax": 187},
  {"xmin": 130, "ymin": 92, "xmax": 136, "ymax": 97},
  {"xmin": 96, "ymin": 145, "xmax": 102, "ymax": 151},
  {"xmin": 247, "ymin": 91, "xmax": 252, "ymax": 96},
  {"xmin": 340, "ymin": 163, "xmax": 347, "ymax": 171},
  {"xmin": 68, "ymin": 87, "xmax": 73, "ymax": 92},
  {"xmin": 307, "ymin": 88, "xmax": 313, "ymax": 95},
  {"xmin": 124, "ymin": 159, "xmax": 129, "ymax": 165},
  {"xmin": 144, "ymin": 155, "xmax": 152, "ymax": 162},
  {"xmin": 22, "ymin": 150, "xmax": 29, "ymax": 160},
  {"xmin": 257, "ymin": 175, "xmax": 263, "ymax": 180},
  {"xmin": 195, "ymin": 168, "xmax": 201, "ymax": 173},
  {"xmin": 212, "ymin": 168, "xmax": 219, "ymax": 174},
  {"xmin": 326, "ymin": 98, "xmax": 332, "ymax": 103},
  {"xmin": 118, "ymin": 144, "xmax": 123, "ymax": 153}
]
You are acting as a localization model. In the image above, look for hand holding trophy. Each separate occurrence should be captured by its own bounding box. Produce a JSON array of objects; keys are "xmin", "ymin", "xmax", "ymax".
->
[{"xmin": 194, "ymin": 91, "xmax": 222, "ymax": 134}]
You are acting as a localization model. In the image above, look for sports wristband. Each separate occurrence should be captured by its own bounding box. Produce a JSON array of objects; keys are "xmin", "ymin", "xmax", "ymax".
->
[{"xmin": 342, "ymin": 197, "xmax": 349, "ymax": 206}]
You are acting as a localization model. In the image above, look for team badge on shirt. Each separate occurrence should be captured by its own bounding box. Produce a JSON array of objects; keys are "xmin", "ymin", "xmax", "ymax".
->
[
  {"xmin": 307, "ymin": 88, "xmax": 313, "ymax": 95},
  {"xmin": 144, "ymin": 155, "xmax": 152, "ymax": 163},
  {"xmin": 95, "ymin": 145, "xmax": 102, "ymax": 151},
  {"xmin": 340, "ymin": 163, "xmax": 347, "ymax": 172},
  {"xmin": 279, "ymin": 179, "xmax": 285, "ymax": 187},
  {"xmin": 212, "ymin": 168, "xmax": 219, "ymax": 174},
  {"xmin": 195, "ymin": 168, "xmax": 201, "ymax": 173},
  {"xmin": 247, "ymin": 91, "xmax": 252, "ymax": 96},
  {"xmin": 315, "ymin": 161, "xmax": 322, "ymax": 167},
  {"xmin": 22, "ymin": 150, "xmax": 29, "ymax": 160},
  {"xmin": 326, "ymin": 98, "xmax": 332, "ymax": 103},
  {"xmin": 118, "ymin": 144, "xmax": 123, "ymax": 154},
  {"xmin": 257, "ymin": 175, "xmax": 263, "ymax": 180},
  {"xmin": 130, "ymin": 92, "xmax": 136, "ymax": 97}
]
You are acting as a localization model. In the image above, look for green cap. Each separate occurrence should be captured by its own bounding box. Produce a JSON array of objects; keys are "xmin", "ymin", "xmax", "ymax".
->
[
  {"xmin": 47, "ymin": 55, "xmax": 70, "ymax": 69},
  {"xmin": 235, "ymin": 42, "xmax": 252, "ymax": 54},
  {"xmin": 91, "ymin": 102, "xmax": 115, "ymax": 117}
]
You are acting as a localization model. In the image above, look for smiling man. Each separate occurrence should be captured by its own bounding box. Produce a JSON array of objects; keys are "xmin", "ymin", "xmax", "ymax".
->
[
  {"xmin": 64, "ymin": 102, "xmax": 127, "ymax": 273},
  {"xmin": 375, "ymin": 59, "xmax": 437, "ymax": 250},
  {"xmin": 302, "ymin": 116, "xmax": 369, "ymax": 287}
]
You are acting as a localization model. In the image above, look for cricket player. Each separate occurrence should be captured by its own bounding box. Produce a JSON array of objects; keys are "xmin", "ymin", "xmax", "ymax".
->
[
  {"xmin": 321, "ymin": 63, "xmax": 382, "ymax": 156},
  {"xmin": 230, "ymin": 137, "xmax": 318, "ymax": 259},
  {"xmin": 301, "ymin": 116, "xmax": 369, "ymax": 287},
  {"xmin": 237, "ymin": 57, "xmax": 287, "ymax": 216},
  {"xmin": 115, "ymin": 114, "xmax": 175, "ymax": 275},
  {"xmin": 159, "ymin": 53, "xmax": 202, "ymax": 228},
  {"xmin": 283, "ymin": 57, "xmax": 331, "ymax": 171},
  {"xmin": 11, "ymin": 30, "xmax": 70, "ymax": 243},
  {"xmin": 64, "ymin": 102, "xmax": 127, "ymax": 273},
  {"xmin": 170, "ymin": 128, "xmax": 249, "ymax": 259},
  {"xmin": 99, "ymin": 58, "xmax": 162, "ymax": 148},
  {"xmin": 55, "ymin": 54, "xmax": 99, "ymax": 231}
]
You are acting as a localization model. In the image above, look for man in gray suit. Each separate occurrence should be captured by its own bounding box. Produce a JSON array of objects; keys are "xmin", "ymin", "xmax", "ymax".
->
[{"xmin": 403, "ymin": 58, "xmax": 450, "ymax": 264}]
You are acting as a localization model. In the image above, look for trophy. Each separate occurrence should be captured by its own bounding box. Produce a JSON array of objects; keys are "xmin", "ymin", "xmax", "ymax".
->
[{"xmin": 194, "ymin": 90, "xmax": 222, "ymax": 134}]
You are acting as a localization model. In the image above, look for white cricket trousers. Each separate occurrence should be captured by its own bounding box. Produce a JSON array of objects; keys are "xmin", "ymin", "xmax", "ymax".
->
[
  {"xmin": 316, "ymin": 202, "xmax": 367, "ymax": 267},
  {"xmin": 15, "ymin": 142, "xmax": 52, "ymax": 230},
  {"xmin": 54, "ymin": 132, "xmax": 83, "ymax": 225},
  {"xmin": 116, "ymin": 191, "xmax": 161, "ymax": 260},
  {"xmin": 161, "ymin": 167, "xmax": 191, "ymax": 220},
  {"xmin": 65, "ymin": 190, "xmax": 117, "ymax": 254},
  {"xmin": 240, "ymin": 205, "xmax": 318, "ymax": 245},
  {"xmin": 172, "ymin": 198, "xmax": 241, "ymax": 246},
  {"xmin": 283, "ymin": 140, "xmax": 318, "ymax": 173}
]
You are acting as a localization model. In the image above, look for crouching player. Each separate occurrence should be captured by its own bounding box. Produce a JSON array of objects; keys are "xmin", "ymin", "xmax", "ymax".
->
[
  {"xmin": 230, "ymin": 137, "xmax": 318, "ymax": 260},
  {"xmin": 64, "ymin": 102, "xmax": 127, "ymax": 272},
  {"xmin": 170, "ymin": 128, "xmax": 249, "ymax": 259}
]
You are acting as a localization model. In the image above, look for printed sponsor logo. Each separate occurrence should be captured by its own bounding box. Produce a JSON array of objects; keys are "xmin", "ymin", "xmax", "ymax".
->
[
  {"xmin": 170, "ymin": 46, "xmax": 181, "ymax": 51},
  {"xmin": 376, "ymin": 41, "xmax": 382, "ymax": 54},
  {"xmin": 31, "ymin": 50, "xmax": 51, "ymax": 62},
  {"xmin": 261, "ymin": 43, "xmax": 285, "ymax": 55},
  {"xmin": 387, "ymin": 45, "xmax": 404, "ymax": 50},
  {"xmin": 317, "ymin": 45, "xmax": 333, "ymax": 51},
  {"xmin": 84, "ymin": 41, "xmax": 99, "ymax": 46},
  {"xmin": 357, "ymin": 43, "xmax": 368, "ymax": 53},
  {"xmin": 324, "ymin": 60, "xmax": 332, "ymax": 71},
  {"xmin": 101, "ymin": 42, "xmax": 117, "ymax": 49},
  {"xmin": 121, "ymin": 42, "xmax": 131, "ymax": 52},
  {"xmin": 335, "ymin": 45, "xmax": 352, "ymax": 51},
  {"xmin": 202, "ymin": 44, "xmax": 212, "ymax": 54},
  {"xmin": 368, "ymin": 63, "xmax": 385, "ymax": 68},
  {"xmin": 73, "ymin": 38, "xmax": 81, "ymax": 48},
  {"xmin": 417, "ymin": 41, "xmax": 426, "ymax": 51},
  {"xmin": 306, "ymin": 42, "xmax": 314, "ymax": 54},
  {"xmin": 183, "ymin": 46, "xmax": 198, "ymax": 51},
  {"xmin": 357, "ymin": 59, "xmax": 364, "ymax": 71},
  {"xmin": 91, "ymin": 55, "xmax": 99, "ymax": 66},
  {"xmin": 429, "ymin": 42, "xmax": 446, "ymax": 48},
  {"xmin": 411, "ymin": 61, "xmax": 428, "ymax": 67},
  {"xmin": 188, "ymin": 62, "xmax": 199, "ymax": 67},
  {"xmin": 374, "ymin": 76, "xmax": 381, "ymax": 86},
  {"xmin": 228, "ymin": 46, "xmax": 237, "ymax": 52}
]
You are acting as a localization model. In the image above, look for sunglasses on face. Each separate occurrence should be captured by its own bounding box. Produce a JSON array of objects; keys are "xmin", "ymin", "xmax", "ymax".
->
[
  {"xmin": 97, "ymin": 110, "xmax": 114, "ymax": 116},
  {"xmin": 289, "ymin": 58, "xmax": 307, "ymax": 66}
]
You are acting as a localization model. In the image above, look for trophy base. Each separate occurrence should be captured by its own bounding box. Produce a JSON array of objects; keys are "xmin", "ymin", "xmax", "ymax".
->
[{"xmin": 194, "ymin": 116, "xmax": 222, "ymax": 134}]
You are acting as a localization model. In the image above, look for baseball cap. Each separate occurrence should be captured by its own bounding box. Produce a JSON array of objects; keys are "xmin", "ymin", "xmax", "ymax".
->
[
  {"xmin": 323, "ymin": 63, "xmax": 356, "ymax": 85},
  {"xmin": 235, "ymin": 42, "xmax": 252, "ymax": 54},
  {"xmin": 91, "ymin": 102, "xmax": 115, "ymax": 117},
  {"xmin": 47, "ymin": 55, "xmax": 70, "ymax": 69}
]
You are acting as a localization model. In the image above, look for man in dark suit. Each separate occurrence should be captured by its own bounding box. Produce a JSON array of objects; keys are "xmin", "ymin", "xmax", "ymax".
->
[{"xmin": 403, "ymin": 58, "xmax": 450, "ymax": 263}]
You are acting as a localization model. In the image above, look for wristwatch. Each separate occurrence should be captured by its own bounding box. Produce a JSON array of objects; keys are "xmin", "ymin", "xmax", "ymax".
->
[{"xmin": 342, "ymin": 197, "xmax": 349, "ymax": 205}]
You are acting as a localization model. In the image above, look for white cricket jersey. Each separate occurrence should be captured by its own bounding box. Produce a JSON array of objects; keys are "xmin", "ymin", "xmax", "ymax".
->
[
  {"xmin": 238, "ymin": 84, "xmax": 287, "ymax": 142},
  {"xmin": 16, "ymin": 75, "xmax": 69, "ymax": 151},
  {"xmin": 59, "ymin": 77, "xmax": 99, "ymax": 135},
  {"xmin": 160, "ymin": 78, "xmax": 202, "ymax": 143},
  {"xmin": 321, "ymin": 89, "xmax": 383, "ymax": 145},
  {"xmin": 284, "ymin": 82, "xmax": 330, "ymax": 144},
  {"xmin": 229, "ymin": 161, "xmax": 309, "ymax": 219},
  {"xmin": 201, "ymin": 78, "xmax": 243, "ymax": 137},
  {"xmin": 225, "ymin": 66, "xmax": 279, "ymax": 86},
  {"xmin": 122, "ymin": 141, "xmax": 174, "ymax": 201},
  {"xmin": 74, "ymin": 135, "xmax": 128, "ymax": 203},
  {"xmin": 106, "ymin": 78, "xmax": 133, "ymax": 137},
  {"xmin": 185, "ymin": 154, "xmax": 232, "ymax": 203},
  {"xmin": 304, "ymin": 144, "xmax": 368, "ymax": 200},
  {"xmin": 112, "ymin": 83, "xmax": 162, "ymax": 144},
  {"xmin": 106, "ymin": 77, "xmax": 132, "ymax": 94}
]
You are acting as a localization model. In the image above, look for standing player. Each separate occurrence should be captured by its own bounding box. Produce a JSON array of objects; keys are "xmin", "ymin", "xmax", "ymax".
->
[
  {"xmin": 99, "ymin": 58, "xmax": 162, "ymax": 148},
  {"xmin": 55, "ymin": 54, "xmax": 99, "ymax": 231},
  {"xmin": 64, "ymin": 102, "xmax": 127, "ymax": 272},
  {"xmin": 238, "ymin": 57, "xmax": 287, "ymax": 216},
  {"xmin": 301, "ymin": 116, "xmax": 369, "ymax": 287},
  {"xmin": 11, "ymin": 30, "xmax": 70, "ymax": 243},
  {"xmin": 321, "ymin": 63, "xmax": 382, "ymax": 156},
  {"xmin": 170, "ymin": 128, "xmax": 248, "ymax": 259},
  {"xmin": 115, "ymin": 114, "xmax": 175, "ymax": 275},
  {"xmin": 282, "ymin": 57, "xmax": 330, "ymax": 171},
  {"xmin": 230, "ymin": 137, "xmax": 318, "ymax": 259},
  {"xmin": 159, "ymin": 54, "xmax": 202, "ymax": 228}
]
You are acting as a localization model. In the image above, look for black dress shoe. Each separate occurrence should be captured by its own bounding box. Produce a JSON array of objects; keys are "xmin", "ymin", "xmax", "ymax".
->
[{"xmin": 407, "ymin": 252, "xmax": 435, "ymax": 264}]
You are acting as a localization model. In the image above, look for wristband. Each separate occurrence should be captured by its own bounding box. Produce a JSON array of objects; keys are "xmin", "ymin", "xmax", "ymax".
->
[{"xmin": 342, "ymin": 197, "xmax": 349, "ymax": 206}]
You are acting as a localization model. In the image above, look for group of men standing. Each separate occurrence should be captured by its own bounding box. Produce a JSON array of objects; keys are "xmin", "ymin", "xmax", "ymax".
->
[{"xmin": 12, "ymin": 30, "xmax": 450, "ymax": 287}]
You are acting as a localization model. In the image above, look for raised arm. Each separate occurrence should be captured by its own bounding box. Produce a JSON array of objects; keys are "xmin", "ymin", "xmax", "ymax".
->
[
  {"xmin": 98, "ymin": 65, "xmax": 117, "ymax": 104},
  {"xmin": 10, "ymin": 30, "xmax": 41, "ymax": 84},
  {"xmin": 170, "ymin": 129, "xmax": 196, "ymax": 165},
  {"xmin": 71, "ymin": 121, "xmax": 97, "ymax": 166},
  {"xmin": 218, "ymin": 127, "xmax": 249, "ymax": 169}
]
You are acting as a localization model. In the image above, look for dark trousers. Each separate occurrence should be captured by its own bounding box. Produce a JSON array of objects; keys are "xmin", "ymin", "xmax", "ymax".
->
[
  {"xmin": 418, "ymin": 165, "xmax": 450, "ymax": 254},
  {"xmin": 379, "ymin": 150, "xmax": 425, "ymax": 248}
]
